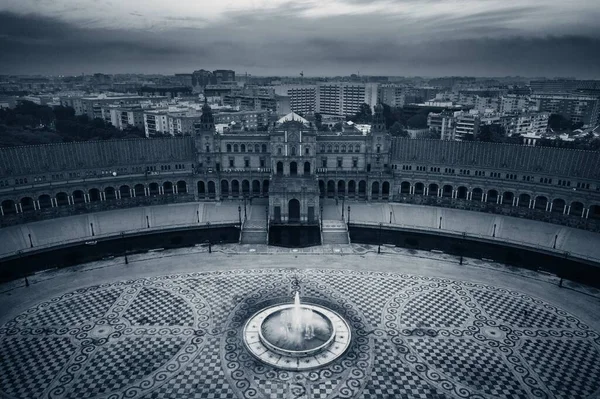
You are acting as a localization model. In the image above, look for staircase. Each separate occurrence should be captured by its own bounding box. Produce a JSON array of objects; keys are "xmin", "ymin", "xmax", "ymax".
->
[
  {"xmin": 320, "ymin": 199, "xmax": 350, "ymax": 244},
  {"xmin": 241, "ymin": 200, "xmax": 268, "ymax": 244},
  {"xmin": 321, "ymin": 220, "xmax": 350, "ymax": 244}
]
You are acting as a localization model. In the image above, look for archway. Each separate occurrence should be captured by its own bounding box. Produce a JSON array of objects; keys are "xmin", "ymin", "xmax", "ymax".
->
[
  {"xmin": 198, "ymin": 181, "xmax": 206, "ymax": 196},
  {"xmin": 20, "ymin": 197, "xmax": 34, "ymax": 212},
  {"xmin": 39, "ymin": 194, "xmax": 53, "ymax": 209},
  {"xmin": 149, "ymin": 183, "xmax": 159, "ymax": 196},
  {"xmin": 457, "ymin": 186, "xmax": 468, "ymax": 199},
  {"xmin": 535, "ymin": 196, "xmax": 548, "ymax": 211},
  {"xmin": 177, "ymin": 180, "xmax": 187, "ymax": 194},
  {"xmin": 289, "ymin": 199, "xmax": 300, "ymax": 222},
  {"xmin": 208, "ymin": 181, "xmax": 216, "ymax": 197},
  {"xmin": 163, "ymin": 182, "xmax": 174, "ymax": 195},
  {"xmin": 263, "ymin": 180, "xmax": 270, "ymax": 195},
  {"xmin": 503, "ymin": 191, "xmax": 514, "ymax": 205},
  {"xmin": 105, "ymin": 187, "xmax": 117, "ymax": 200},
  {"xmin": 428, "ymin": 183, "xmax": 439, "ymax": 197},
  {"xmin": 1, "ymin": 199, "xmax": 16, "ymax": 214},
  {"xmin": 472, "ymin": 188, "xmax": 483, "ymax": 201},
  {"xmin": 382, "ymin": 181, "xmax": 390, "ymax": 198},
  {"xmin": 552, "ymin": 198, "xmax": 566, "ymax": 213},
  {"xmin": 337, "ymin": 180, "xmax": 345, "ymax": 197},
  {"xmin": 442, "ymin": 185, "xmax": 453, "ymax": 198},
  {"xmin": 348, "ymin": 180, "xmax": 356, "ymax": 197},
  {"xmin": 319, "ymin": 180, "xmax": 325, "ymax": 197},
  {"xmin": 327, "ymin": 180, "xmax": 335, "ymax": 197},
  {"xmin": 221, "ymin": 180, "xmax": 229, "ymax": 196},
  {"xmin": 518, "ymin": 193, "xmax": 531, "ymax": 208},
  {"xmin": 372, "ymin": 181, "xmax": 380, "ymax": 196},
  {"xmin": 119, "ymin": 185, "xmax": 131, "ymax": 198},
  {"xmin": 242, "ymin": 180, "xmax": 250, "ymax": 196},
  {"xmin": 487, "ymin": 190, "xmax": 498, "ymax": 203},
  {"xmin": 134, "ymin": 184, "xmax": 145, "ymax": 197},
  {"xmin": 252, "ymin": 180, "xmax": 260, "ymax": 195},
  {"xmin": 56, "ymin": 192, "xmax": 69, "ymax": 206},
  {"xmin": 72, "ymin": 190, "xmax": 85, "ymax": 204},
  {"xmin": 571, "ymin": 201, "xmax": 584, "ymax": 216},
  {"xmin": 88, "ymin": 189, "xmax": 101, "ymax": 202},
  {"xmin": 358, "ymin": 180, "xmax": 367, "ymax": 198},
  {"xmin": 304, "ymin": 162, "xmax": 311, "ymax": 176},
  {"xmin": 290, "ymin": 162, "xmax": 298, "ymax": 176},
  {"xmin": 276, "ymin": 162, "xmax": 284, "ymax": 176},
  {"xmin": 590, "ymin": 204, "xmax": 600, "ymax": 220},
  {"xmin": 414, "ymin": 182, "xmax": 424, "ymax": 195},
  {"xmin": 400, "ymin": 181, "xmax": 410, "ymax": 194},
  {"xmin": 231, "ymin": 180, "xmax": 240, "ymax": 197}
]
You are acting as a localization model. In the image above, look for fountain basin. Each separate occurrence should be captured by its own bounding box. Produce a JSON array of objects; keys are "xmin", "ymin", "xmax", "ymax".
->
[{"xmin": 243, "ymin": 303, "xmax": 351, "ymax": 371}]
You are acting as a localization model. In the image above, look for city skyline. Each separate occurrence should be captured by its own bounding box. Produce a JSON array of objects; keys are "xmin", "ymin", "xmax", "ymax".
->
[{"xmin": 1, "ymin": 0, "xmax": 600, "ymax": 78}]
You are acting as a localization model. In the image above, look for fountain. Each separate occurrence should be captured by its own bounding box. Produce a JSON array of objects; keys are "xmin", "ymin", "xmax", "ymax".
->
[{"xmin": 243, "ymin": 291, "xmax": 351, "ymax": 370}]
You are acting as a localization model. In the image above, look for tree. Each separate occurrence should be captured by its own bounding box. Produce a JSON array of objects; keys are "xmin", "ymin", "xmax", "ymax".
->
[
  {"xmin": 389, "ymin": 121, "xmax": 408, "ymax": 137},
  {"xmin": 478, "ymin": 124, "xmax": 505, "ymax": 143},
  {"xmin": 548, "ymin": 114, "xmax": 571, "ymax": 132},
  {"xmin": 332, "ymin": 122, "xmax": 343, "ymax": 132},
  {"xmin": 349, "ymin": 103, "xmax": 372, "ymax": 124},
  {"xmin": 314, "ymin": 113, "xmax": 323, "ymax": 130}
]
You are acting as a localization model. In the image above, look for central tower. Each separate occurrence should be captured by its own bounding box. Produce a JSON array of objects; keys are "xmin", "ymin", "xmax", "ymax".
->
[{"xmin": 268, "ymin": 112, "xmax": 320, "ymax": 226}]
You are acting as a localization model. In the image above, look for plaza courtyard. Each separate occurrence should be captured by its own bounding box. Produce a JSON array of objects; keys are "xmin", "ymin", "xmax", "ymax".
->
[{"xmin": 1, "ymin": 245, "xmax": 599, "ymax": 399}]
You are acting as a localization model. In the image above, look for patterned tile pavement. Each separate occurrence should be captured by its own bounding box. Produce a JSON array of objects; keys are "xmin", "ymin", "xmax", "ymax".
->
[{"xmin": 0, "ymin": 268, "xmax": 599, "ymax": 399}]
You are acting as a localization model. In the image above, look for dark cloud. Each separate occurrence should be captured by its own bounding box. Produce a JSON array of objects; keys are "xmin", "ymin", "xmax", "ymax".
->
[{"xmin": 0, "ymin": 10, "xmax": 599, "ymax": 78}]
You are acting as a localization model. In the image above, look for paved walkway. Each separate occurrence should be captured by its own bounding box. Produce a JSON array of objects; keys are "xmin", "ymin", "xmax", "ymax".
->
[{"xmin": 1, "ymin": 247, "xmax": 599, "ymax": 399}]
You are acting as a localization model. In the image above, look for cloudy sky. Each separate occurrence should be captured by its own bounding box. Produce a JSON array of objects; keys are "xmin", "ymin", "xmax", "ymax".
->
[{"xmin": 1, "ymin": 0, "xmax": 599, "ymax": 77}]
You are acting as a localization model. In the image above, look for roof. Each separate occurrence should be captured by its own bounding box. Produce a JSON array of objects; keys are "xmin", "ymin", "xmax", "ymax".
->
[{"xmin": 276, "ymin": 112, "xmax": 309, "ymax": 126}]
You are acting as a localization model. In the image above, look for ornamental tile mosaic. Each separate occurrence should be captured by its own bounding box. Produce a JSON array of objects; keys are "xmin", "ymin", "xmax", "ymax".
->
[{"xmin": 1, "ymin": 268, "xmax": 599, "ymax": 399}]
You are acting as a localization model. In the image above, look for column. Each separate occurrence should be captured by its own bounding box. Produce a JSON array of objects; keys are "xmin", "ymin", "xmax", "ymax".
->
[
  {"xmin": 101, "ymin": 192, "xmax": 106, "ymax": 201},
  {"xmin": 15, "ymin": 203, "xmax": 20, "ymax": 213},
  {"xmin": 529, "ymin": 199, "xmax": 533, "ymax": 209},
  {"xmin": 452, "ymin": 190, "xmax": 456, "ymax": 199},
  {"xmin": 437, "ymin": 188, "xmax": 442, "ymax": 197},
  {"xmin": 33, "ymin": 201, "xmax": 38, "ymax": 211},
  {"xmin": 425, "ymin": 187, "xmax": 429, "ymax": 196},
  {"xmin": 483, "ymin": 194, "xmax": 487, "ymax": 202},
  {"xmin": 19, "ymin": 203, "xmax": 23, "ymax": 213},
  {"xmin": 564, "ymin": 205, "xmax": 568, "ymax": 215},
  {"xmin": 117, "ymin": 190, "xmax": 122, "ymax": 199},
  {"xmin": 51, "ymin": 198, "xmax": 57, "ymax": 207},
  {"xmin": 497, "ymin": 195, "xmax": 501, "ymax": 204},
  {"xmin": 174, "ymin": 185, "xmax": 178, "ymax": 194},
  {"xmin": 585, "ymin": 209, "xmax": 590, "ymax": 219},
  {"xmin": 467, "ymin": 191, "xmax": 472, "ymax": 201},
  {"xmin": 84, "ymin": 194, "xmax": 89, "ymax": 203},
  {"xmin": 159, "ymin": 186, "xmax": 164, "ymax": 195},
  {"xmin": 145, "ymin": 187, "xmax": 149, "ymax": 196},
  {"xmin": 0, "ymin": 207, "xmax": 3, "ymax": 216},
  {"xmin": 547, "ymin": 203, "xmax": 552, "ymax": 212},
  {"xmin": 68, "ymin": 196, "xmax": 74, "ymax": 205},
  {"xmin": 130, "ymin": 189, "xmax": 134, "ymax": 197},
  {"xmin": 36, "ymin": 200, "xmax": 40, "ymax": 210},
  {"xmin": 515, "ymin": 197, "xmax": 519, "ymax": 207}
]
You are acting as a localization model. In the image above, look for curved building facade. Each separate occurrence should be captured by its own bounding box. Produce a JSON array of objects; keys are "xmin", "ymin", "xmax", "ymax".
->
[{"xmin": 1, "ymin": 104, "xmax": 599, "ymax": 232}]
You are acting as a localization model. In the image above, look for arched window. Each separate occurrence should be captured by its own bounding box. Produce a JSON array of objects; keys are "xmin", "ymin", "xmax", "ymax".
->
[
  {"xmin": 248, "ymin": 144, "xmax": 253, "ymax": 152},
  {"xmin": 262, "ymin": 144, "xmax": 267, "ymax": 153},
  {"xmin": 327, "ymin": 145, "xmax": 332, "ymax": 153},
  {"xmin": 291, "ymin": 146, "xmax": 296, "ymax": 156},
  {"xmin": 278, "ymin": 147, "xmax": 282, "ymax": 155},
  {"xmin": 320, "ymin": 144, "xmax": 325, "ymax": 152},
  {"xmin": 255, "ymin": 144, "xmax": 260, "ymax": 152},
  {"xmin": 334, "ymin": 145, "xmax": 339, "ymax": 153},
  {"xmin": 241, "ymin": 144, "xmax": 246, "ymax": 152},
  {"xmin": 234, "ymin": 144, "xmax": 239, "ymax": 152},
  {"xmin": 226, "ymin": 144, "xmax": 232, "ymax": 152},
  {"xmin": 305, "ymin": 147, "xmax": 310, "ymax": 155},
  {"xmin": 341, "ymin": 145, "xmax": 346, "ymax": 153},
  {"xmin": 354, "ymin": 144, "xmax": 360, "ymax": 152},
  {"xmin": 376, "ymin": 145, "xmax": 381, "ymax": 153}
]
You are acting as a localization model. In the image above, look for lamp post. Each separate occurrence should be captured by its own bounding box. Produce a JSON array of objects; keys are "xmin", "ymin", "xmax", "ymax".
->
[
  {"xmin": 238, "ymin": 206, "xmax": 242, "ymax": 226},
  {"xmin": 493, "ymin": 223, "xmax": 496, "ymax": 237},
  {"xmin": 439, "ymin": 216, "xmax": 442, "ymax": 229},
  {"xmin": 378, "ymin": 222, "xmax": 382, "ymax": 254},
  {"xmin": 320, "ymin": 205, "xmax": 323, "ymax": 231},
  {"xmin": 121, "ymin": 232, "xmax": 128, "ymax": 264},
  {"xmin": 347, "ymin": 206, "xmax": 351, "ymax": 227},
  {"xmin": 341, "ymin": 196, "xmax": 345, "ymax": 219},
  {"xmin": 243, "ymin": 196, "xmax": 247, "ymax": 221},
  {"xmin": 389, "ymin": 211, "xmax": 392, "ymax": 224},
  {"xmin": 265, "ymin": 206, "xmax": 269, "ymax": 230}
]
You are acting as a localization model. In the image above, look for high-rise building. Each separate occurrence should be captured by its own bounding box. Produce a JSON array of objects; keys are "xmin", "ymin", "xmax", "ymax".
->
[
  {"xmin": 274, "ymin": 85, "xmax": 317, "ymax": 115},
  {"xmin": 532, "ymin": 94, "xmax": 600, "ymax": 126},
  {"xmin": 501, "ymin": 112, "xmax": 549, "ymax": 137},
  {"xmin": 317, "ymin": 83, "xmax": 378, "ymax": 116}
]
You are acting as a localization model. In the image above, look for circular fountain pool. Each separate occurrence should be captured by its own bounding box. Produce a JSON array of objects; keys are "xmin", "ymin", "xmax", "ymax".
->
[{"xmin": 243, "ymin": 294, "xmax": 352, "ymax": 370}]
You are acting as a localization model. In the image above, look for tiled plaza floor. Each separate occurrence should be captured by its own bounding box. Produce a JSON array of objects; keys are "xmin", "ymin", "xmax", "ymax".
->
[{"xmin": 1, "ymin": 249, "xmax": 599, "ymax": 398}]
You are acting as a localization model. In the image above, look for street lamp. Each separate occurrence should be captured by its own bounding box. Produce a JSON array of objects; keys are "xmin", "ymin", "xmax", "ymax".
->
[
  {"xmin": 341, "ymin": 196, "xmax": 345, "ymax": 219},
  {"xmin": 243, "ymin": 196, "xmax": 247, "ymax": 221},
  {"xmin": 238, "ymin": 206, "xmax": 242, "ymax": 226},
  {"xmin": 347, "ymin": 206, "xmax": 351, "ymax": 226},
  {"xmin": 378, "ymin": 222, "xmax": 382, "ymax": 254},
  {"xmin": 320, "ymin": 205, "xmax": 324, "ymax": 231}
]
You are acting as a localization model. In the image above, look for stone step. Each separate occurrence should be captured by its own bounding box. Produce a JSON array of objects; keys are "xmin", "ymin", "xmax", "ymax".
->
[
  {"xmin": 322, "ymin": 231, "xmax": 349, "ymax": 245},
  {"xmin": 241, "ymin": 231, "xmax": 267, "ymax": 244}
]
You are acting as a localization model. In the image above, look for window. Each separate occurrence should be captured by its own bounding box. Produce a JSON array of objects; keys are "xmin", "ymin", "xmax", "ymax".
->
[
  {"xmin": 490, "ymin": 172, "xmax": 501, "ymax": 178},
  {"xmin": 475, "ymin": 170, "xmax": 485, "ymax": 177},
  {"xmin": 417, "ymin": 166, "xmax": 426, "ymax": 172},
  {"xmin": 337, "ymin": 158, "xmax": 343, "ymax": 168},
  {"xmin": 327, "ymin": 145, "xmax": 332, "ymax": 153},
  {"xmin": 241, "ymin": 144, "xmax": 246, "ymax": 152},
  {"xmin": 262, "ymin": 144, "xmax": 267, "ymax": 153},
  {"xmin": 305, "ymin": 147, "xmax": 310, "ymax": 155},
  {"xmin": 205, "ymin": 145, "xmax": 210, "ymax": 152},
  {"xmin": 376, "ymin": 145, "xmax": 381, "ymax": 153},
  {"xmin": 260, "ymin": 158, "xmax": 265, "ymax": 168},
  {"xmin": 291, "ymin": 146, "xmax": 296, "ymax": 156},
  {"xmin": 322, "ymin": 158, "xmax": 327, "ymax": 168},
  {"xmin": 244, "ymin": 159, "xmax": 250, "ymax": 168},
  {"xmin": 430, "ymin": 166, "xmax": 440, "ymax": 173},
  {"xmin": 355, "ymin": 144, "xmax": 360, "ymax": 152},
  {"xmin": 320, "ymin": 144, "xmax": 325, "ymax": 152},
  {"xmin": 226, "ymin": 144, "xmax": 232, "ymax": 152},
  {"xmin": 234, "ymin": 144, "xmax": 239, "ymax": 152},
  {"xmin": 278, "ymin": 147, "xmax": 282, "ymax": 155},
  {"xmin": 352, "ymin": 158, "xmax": 358, "ymax": 168},
  {"xmin": 229, "ymin": 158, "xmax": 235, "ymax": 167}
]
